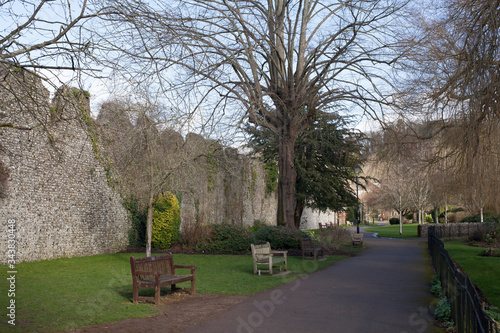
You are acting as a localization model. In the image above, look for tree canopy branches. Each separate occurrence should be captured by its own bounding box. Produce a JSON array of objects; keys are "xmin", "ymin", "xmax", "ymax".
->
[{"xmin": 95, "ymin": 0, "xmax": 407, "ymax": 227}]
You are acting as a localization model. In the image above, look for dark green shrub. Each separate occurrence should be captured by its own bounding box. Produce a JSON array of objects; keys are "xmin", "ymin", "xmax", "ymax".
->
[
  {"xmin": 124, "ymin": 196, "xmax": 146, "ymax": 247},
  {"xmin": 461, "ymin": 212, "xmax": 499, "ymax": 223},
  {"xmin": 485, "ymin": 306, "xmax": 500, "ymax": 323},
  {"xmin": 254, "ymin": 226, "xmax": 308, "ymax": 249},
  {"xmin": 152, "ymin": 191, "xmax": 181, "ymax": 249},
  {"xmin": 389, "ymin": 217, "xmax": 400, "ymax": 225},
  {"xmin": 405, "ymin": 212, "xmax": 414, "ymax": 220},
  {"xmin": 431, "ymin": 274, "xmax": 442, "ymax": 297},
  {"xmin": 434, "ymin": 297, "xmax": 452, "ymax": 322},
  {"xmin": 196, "ymin": 223, "xmax": 253, "ymax": 253},
  {"xmin": 248, "ymin": 219, "xmax": 269, "ymax": 232},
  {"xmin": 346, "ymin": 207, "xmax": 355, "ymax": 223}
]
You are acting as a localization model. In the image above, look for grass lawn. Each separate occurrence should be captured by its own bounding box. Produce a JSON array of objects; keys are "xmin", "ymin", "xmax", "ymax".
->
[
  {"xmin": 0, "ymin": 252, "xmax": 346, "ymax": 332},
  {"xmin": 364, "ymin": 223, "xmax": 422, "ymax": 238},
  {"xmin": 444, "ymin": 241, "xmax": 500, "ymax": 308}
]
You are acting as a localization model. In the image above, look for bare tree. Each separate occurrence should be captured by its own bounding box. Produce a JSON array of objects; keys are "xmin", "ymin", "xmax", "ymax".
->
[
  {"xmin": 394, "ymin": 0, "xmax": 500, "ymax": 214},
  {"xmin": 97, "ymin": 94, "xmax": 221, "ymax": 256},
  {"xmin": 96, "ymin": 0, "xmax": 407, "ymax": 228},
  {"xmin": 0, "ymin": 0, "xmax": 104, "ymax": 154}
]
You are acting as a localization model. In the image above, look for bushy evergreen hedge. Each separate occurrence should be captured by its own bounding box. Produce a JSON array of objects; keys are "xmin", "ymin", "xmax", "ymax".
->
[
  {"xmin": 389, "ymin": 217, "xmax": 400, "ymax": 225},
  {"xmin": 254, "ymin": 226, "xmax": 308, "ymax": 249},
  {"xmin": 195, "ymin": 223, "xmax": 253, "ymax": 252},
  {"xmin": 152, "ymin": 191, "xmax": 181, "ymax": 249}
]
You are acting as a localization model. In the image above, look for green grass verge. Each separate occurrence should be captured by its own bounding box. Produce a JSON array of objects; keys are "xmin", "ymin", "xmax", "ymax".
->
[
  {"xmin": 364, "ymin": 223, "xmax": 422, "ymax": 238},
  {"xmin": 0, "ymin": 253, "xmax": 346, "ymax": 332},
  {"xmin": 444, "ymin": 241, "xmax": 500, "ymax": 308}
]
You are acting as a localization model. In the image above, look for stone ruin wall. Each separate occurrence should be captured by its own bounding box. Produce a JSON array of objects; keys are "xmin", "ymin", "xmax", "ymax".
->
[
  {"xmin": 0, "ymin": 66, "xmax": 130, "ymax": 263},
  {"xmin": 96, "ymin": 102, "xmax": 279, "ymax": 230},
  {"xmin": 178, "ymin": 138, "xmax": 278, "ymax": 229}
]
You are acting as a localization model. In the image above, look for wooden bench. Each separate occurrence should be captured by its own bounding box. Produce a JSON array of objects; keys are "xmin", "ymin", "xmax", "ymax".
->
[
  {"xmin": 130, "ymin": 254, "xmax": 196, "ymax": 305},
  {"xmin": 300, "ymin": 237, "xmax": 324, "ymax": 260},
  {"xmin": 251, "ymin": 242, "xmax": 287, "ymax": 275},
  {"xmin": 351, "ymin": 233, "xmax": 364, "ymax": 246}
]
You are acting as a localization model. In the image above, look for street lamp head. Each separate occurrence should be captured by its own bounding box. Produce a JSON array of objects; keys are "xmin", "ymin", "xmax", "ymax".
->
[{"xmin": 353, "ymin": 162, "xmax": 361, "ymax": 175}]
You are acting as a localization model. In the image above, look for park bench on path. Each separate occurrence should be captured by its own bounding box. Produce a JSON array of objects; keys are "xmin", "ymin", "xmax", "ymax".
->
[
  {"xmin": 300, "ymin": 237, "xmax": 324, "ymax": 260},
  {"xmin": 351, "ymin": 233, "xmax": 364, "ymax": 246},
  {"xmin": 130, "ymin": 254, "xmax": 196, "ymax": 305},
  {"xmin": 251, "ymin": 242, "xmax": 287, "ymax": 275}
]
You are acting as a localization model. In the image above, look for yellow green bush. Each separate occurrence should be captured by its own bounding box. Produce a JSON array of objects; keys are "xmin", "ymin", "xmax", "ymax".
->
[{"xmin": 152, "ymin": 191, "xmax": 181, "ymax": 249}]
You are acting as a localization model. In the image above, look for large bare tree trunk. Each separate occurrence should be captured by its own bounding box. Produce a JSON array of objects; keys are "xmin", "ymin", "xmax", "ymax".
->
[{"xmin": 277, "ymin": 132, "xmax": 297, "ymax": 228}]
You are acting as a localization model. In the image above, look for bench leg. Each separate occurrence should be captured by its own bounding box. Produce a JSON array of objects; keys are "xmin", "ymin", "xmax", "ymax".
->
[
  {"xmin": 155, "ymin": 284, "xmax": 160, "ymax": 305},
  {"xmin": 132, "ymin": 282, "xmax": 138, "ymax": 304},
  {"xmin": 154, "ymin": 275, "xmax": 160, "ymax": 306},
  {"xmin": 190, "ymin": 278, "xmax": 196, "ymax": 295}
]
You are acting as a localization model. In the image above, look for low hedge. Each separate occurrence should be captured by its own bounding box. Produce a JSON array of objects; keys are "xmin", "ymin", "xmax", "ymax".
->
[
  {"xmin": 195, "ymin": 223, "xmax": 253, "ymax": 253},
  {"xmin": 389, "ymin": 217, "xmax": 400, "ymax": 225},
  {"xmin": 192, "ymin": 224, "xmax": 309, "ymax": 253},
  {"xmin": 253, "ymin": 226, "xmax": 309, "ymax": 250}
]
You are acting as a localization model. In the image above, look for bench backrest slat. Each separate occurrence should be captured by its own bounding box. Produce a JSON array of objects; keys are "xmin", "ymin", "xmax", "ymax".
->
[
  {"xmin": 301, "ymin": 238, "xmax": 313, "ymax": 247},
  {"xmin": 251, "ymin": 242, "xmax": 271, "ymax": 260},
  {"xmin": 131, "ymin": 254, "xmax": 174, "ymax": 280}
]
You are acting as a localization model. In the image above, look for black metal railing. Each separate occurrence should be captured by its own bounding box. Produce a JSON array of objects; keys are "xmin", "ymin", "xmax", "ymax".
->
[{"xmin": 428, "ymin": 226, "xmax": 498, "ymax": 333}]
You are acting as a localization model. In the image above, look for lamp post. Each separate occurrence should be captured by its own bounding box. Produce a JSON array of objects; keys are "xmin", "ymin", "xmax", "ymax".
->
[{"xmin": 354, "ymin": 162, "xmax": 361, "ymax": 234}]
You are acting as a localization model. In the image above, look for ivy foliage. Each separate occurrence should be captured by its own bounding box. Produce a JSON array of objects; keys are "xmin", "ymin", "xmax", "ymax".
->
[
  {"xmin": 264, "ymin": 161, "xmax": 278, "ymax": 194},
  {"xmin": 152, "ymin": 191, "xmax": 181, "ymax": 249},
  {"xmin": 124, "ymin": 196, "xmax": 146, "ymax": 247}
]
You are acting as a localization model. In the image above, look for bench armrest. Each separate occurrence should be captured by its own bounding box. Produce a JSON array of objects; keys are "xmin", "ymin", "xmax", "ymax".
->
[
  {"xmin": 173, "ymin": 265, "xmax": 197, "ymax": 275},
  {"xmin": 271, "ymin": 250, "xmax": 287, "ymax": 257}
]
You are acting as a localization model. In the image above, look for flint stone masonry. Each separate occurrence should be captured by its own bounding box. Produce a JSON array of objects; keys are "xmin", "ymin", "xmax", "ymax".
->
[{"xmin": 0, "ymin": 65, "xmax": 129, "ymax": 263}]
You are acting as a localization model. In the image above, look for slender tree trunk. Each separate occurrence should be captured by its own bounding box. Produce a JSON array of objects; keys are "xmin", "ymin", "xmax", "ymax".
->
[
  {"xmin": 146, "ymin": 193, "xmax": 154, "ymax": 257},
  {"xmin": 399, "ymin": 194, "xmax": 402, "ymax": 235},
  {"xmin": 445, "ymin": 197, "xmax": 448, "ymax": 224},
  {"xmin": 399, "ymin": 210, "xmax": 403, "ymax": 235},
  {"xmin": 146, "ymin": 152, "xmax": 155, "ymax": 257},
  {"xmin": 277, "ymin": 132, "xmax": 297, "ymax": 228}
]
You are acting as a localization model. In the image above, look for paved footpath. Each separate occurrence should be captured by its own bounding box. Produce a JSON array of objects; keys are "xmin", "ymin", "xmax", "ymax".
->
[{"xmin": 183, "ymin": 231, "xmax": 441, "ymax": 333}]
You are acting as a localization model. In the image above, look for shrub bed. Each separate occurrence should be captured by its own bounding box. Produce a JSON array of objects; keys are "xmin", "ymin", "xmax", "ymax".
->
[
  {"xmin": 253, "ymin": 226, "xmax": 309, "ymax": 249},
  {"xmin": 195, "ymin": 223, "xmax": 253, "ymax": 253}
]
